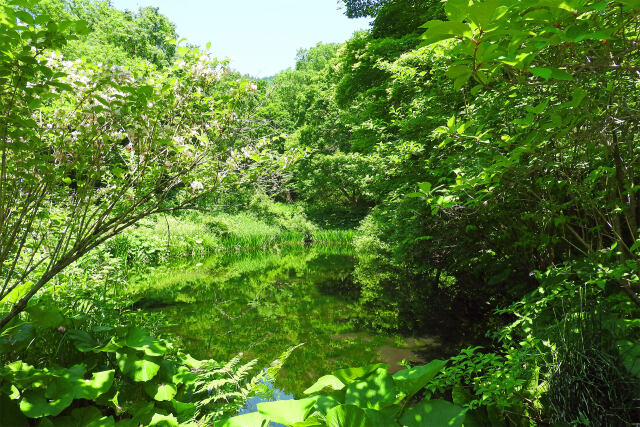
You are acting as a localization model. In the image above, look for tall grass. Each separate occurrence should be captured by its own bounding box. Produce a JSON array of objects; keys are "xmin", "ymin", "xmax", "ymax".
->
[{"xmin": 105, "ymin": 198, "xmax": 357, "ymax": 270}]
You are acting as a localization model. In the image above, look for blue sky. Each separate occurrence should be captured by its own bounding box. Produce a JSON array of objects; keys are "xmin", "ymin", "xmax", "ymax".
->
[{"xmin": 110, "ymin": 0, "xmax": 371, "ymax": 77}]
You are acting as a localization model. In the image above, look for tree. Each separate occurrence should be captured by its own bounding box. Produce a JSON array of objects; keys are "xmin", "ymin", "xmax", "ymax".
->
[
  {"xmin": 341, "ymin": 0, "xmax": 386, "ymax": 18},
  {"xmin": 0, "ymin": 0, "xmax": 266, "ymax": 330},
  {"xmin": 420, "ymin": 0, "xmax": 640, "ymax": 307},
  {"xmin": 35, "ymin": 0, "xmax": 178, "ymax": 68}
]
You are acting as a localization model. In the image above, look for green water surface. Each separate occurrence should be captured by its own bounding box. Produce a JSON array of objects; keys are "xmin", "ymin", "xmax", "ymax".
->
[{"xmin": 133, "ymin": 245, "xmax": 441, "ymax": 397}]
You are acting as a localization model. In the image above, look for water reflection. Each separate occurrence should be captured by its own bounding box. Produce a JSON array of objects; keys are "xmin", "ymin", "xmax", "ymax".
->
[{"xmin": 134, "ymin": 245, "xmax": 434, "ymax": 397}]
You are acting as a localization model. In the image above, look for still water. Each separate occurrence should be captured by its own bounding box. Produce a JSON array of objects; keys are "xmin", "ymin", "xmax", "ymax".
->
[{"xmin": 133, "ymin": 245, "xmax": 443, "ymax": 402}]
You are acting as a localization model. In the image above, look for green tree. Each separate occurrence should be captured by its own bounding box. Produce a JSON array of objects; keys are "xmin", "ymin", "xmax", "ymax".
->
[{"xmin": 0, "ymin": 1, "xmax": 265, "ymax": 329}]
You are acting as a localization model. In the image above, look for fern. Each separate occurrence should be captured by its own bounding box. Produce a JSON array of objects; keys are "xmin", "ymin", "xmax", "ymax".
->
[{"xmin": 189, "ymin": 344, "xmax": 303, "ymax": 423}]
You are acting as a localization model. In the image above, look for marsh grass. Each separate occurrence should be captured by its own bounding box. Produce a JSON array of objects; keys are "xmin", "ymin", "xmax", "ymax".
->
[{"xmin": 106, "ymin": 199, "xmax": 356, "ymax": 272}]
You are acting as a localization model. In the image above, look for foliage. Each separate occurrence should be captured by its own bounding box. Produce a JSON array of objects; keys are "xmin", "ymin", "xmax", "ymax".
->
[
  {"xmin": 0, "ymin": 322, "xmax": 290, "ymax": 425},
  {"xmin": 0, "ymin": 0, "xmax": 274, "ymax": 329},
  {"xmin": 218, "ymin": 359, "xmax": 467, "ymax": 427},
  {"xmin": 35, "ymin": 0, "xmax": 178, "ymax": 68}
]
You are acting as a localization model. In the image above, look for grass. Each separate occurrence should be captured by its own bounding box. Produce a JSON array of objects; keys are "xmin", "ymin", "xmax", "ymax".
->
[{"xmin": 106, "ymin": 197, "xmax": 357, "ymax": 271}]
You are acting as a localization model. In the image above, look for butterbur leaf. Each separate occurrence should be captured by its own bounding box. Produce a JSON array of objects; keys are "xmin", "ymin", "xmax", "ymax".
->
[
  {"xmin": 345, "ymin": 367, "xmax": 401, "ymax": 410},
  {"xmin": 54, "ymin": 406, "xmax": 115, "ymax": 427},
  {"xmin": 399, "ymin": 399, "xmax": 466, "ymax": 427},
  {"xmin": 124, "ymin": 328, "xmax": 167, "ymax": 356},
  {"xmin": 25, "ymin": 301, "xmax": 64, "ymax": 329},
  {"xmin": 363, "ymin": 407, "xmax": 401, "ymax": 426},
  {"xmin": 19, "ymin": 390, "xmax": 73, "ymax": 418},
  {"xmin": 392, "ymin": 359, "xmax": 447, "ymax": 401},
  {"xmin": 325, "ymin": 404, "xmax": 368, "ymax": 427},
  {"xmin": 292, "ymin": 417, "xmax": 323, "ymax": 426},
  {"xmin": 214, "ymin": 412, "xmax": 270, "ymax": 427},
  {"xmin": 0, "ymin": 322, "xmax": 35, "ymax": 353},
  {"xmin": 257, "ymin": 398, "xmax": 317, "ymax": 425},
  {"xmin": 171, "ymin": 400, "xmax": 196, "ymax": 422},
  {"xmin": 148, "ymin": 413, "xmax": 178, "ymax": 426},
  {"xmin": 144, "ymin": 382, "xmax": 177, "ymax": 401},
  {"xmin": 66, "ymin": 330, "xmax": 100, "ymax": 352},
  {"xmin": 311, "ymin": 394, "xmax": 341, "ymax": 415},
  {"xmin": 116, "ymin": 350, "xmax": 160, "ymax": 382},
  {"xmin": 74, "ymin": 370, "xmax": 115, "ymax": 400},
  {"xmin": 304, "ymin": 374, "xmax": 345, "ymax": 395},
  {"xmin": 332, "ymin": 363, "xmax": 388, "ymax": 384}
]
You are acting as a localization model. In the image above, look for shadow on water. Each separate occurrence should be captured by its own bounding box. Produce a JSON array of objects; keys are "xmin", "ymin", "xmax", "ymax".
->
[{"xmin": 132, "ymin": 245, "xmax": 451, "ymax": 408}]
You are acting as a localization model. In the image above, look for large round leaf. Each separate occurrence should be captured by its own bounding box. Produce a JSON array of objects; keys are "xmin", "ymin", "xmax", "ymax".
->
[
  {"xmin": 392, "ymin": 359, "xmax": 447, "ymax": 400},
  {"xmin": 66, "ymin": 330, "xmax": 100, "ymax": 353},
  {"xmin": 0, "ymin": 322, "xmax": 35, "ymax": 353},
  {"xmin": 214, "ymin": 412, "xmax": 270, "ymax": 427},
  {"xmin": 304, "ymin": 374, "xmax": 345, "ymax": 395},
  {"xmin": 144, "ymin": 382, "xmax": 177, "ymax": 401},
  {"xmin": 325, "ymin": 404, "xmax": 368, "ymax": 427},
  {"xmin": 116, "ymin": 350, "xmax": 160, "ymax": 382},
  {"xmin": 257, "ymin": 397, "xmax": 317, "ymax": 425},
  {"xmin": 124, "ymin": 328, "xmax": 167, "ymax": 356},
  {"xmin": 148, "ymin": 413, "xmax": 178, "ymax": 426},
  {"xmin": 332, "ymin": 363, "xmax": 388, "ymax": 384},
  {"xmin": 399, "ymin": 399, "xmax": 466, "ymax": 427},
  {"xmin": 74, "ymin": 370, "xmax": 115, "ymax": 401},
  {"xmin": 19, "ymin": 390, "xmax": 73, "ymax": 418},
  {"xmin": 25, "ymin": 301, "xmax": 64, "ymax": 329},
  {"xmin": 345, "ymin": 367, "xmax": 401, "ymax": 410},
  {"xmin": 50, "ymin": 406, "xmax": 115, "ymax": 427}
]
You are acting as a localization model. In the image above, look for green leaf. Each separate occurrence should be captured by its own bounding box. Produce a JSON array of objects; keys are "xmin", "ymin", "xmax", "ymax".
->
[
  {"xmin": 332, "ymin": 363, "xmax": 388, "ymax": 384},
  {"xmin": 399, "ymin": 399, "xmax": 465, "ymax": 427},
  {"xmin": 392, "ymin": 359, "xmax": 447, "ymax": 401},
  {"xmin": 148, "ymin": 413, "xmax": 178, "ymax": 427},
  {"xmin": 550, "ymin": 68, "xmax": 573, "ymax": 81},
  {"xmin": 257, "ymin": 398, "xmax": 317, "ymax": 425},
  {"xmin": 421, "ymin": 20, "xmax": 473, "ymax": 44},
  {"xmin": 0, "ymin": 322, "xmax": 35, "ymax": 353},
  {"xmin": 19, "ymin": 390, "xmax": 73, "ymax": 418},
  {"xmin": 363, "ymin": 407, "xmax": 401, "ymax": 427},
  {"xmin": 311, "ymin": 394, "xmax": 341, "ymax": 416},
  {"xmin": 531, "ymin": 67, "xmax": 552, "ymax": 81},
  {"xmin": 325, "ymin": 404, "xmax": 369, "ymax": 427},
  {"xmin": 171, "ymin": 400, "xmax": 196, "ymax": 422},
  {"xmin": 214, "ymin": 412, "xmax": 270, "ymax": 427},
  {"xmin": 66, "ymin": 330, "xmax": 100, "ymax": 353},
  {"xmin": 292, "ymin": 417, "xmax": 323, "ymax": 427},
  {"xmin": 418, "ymin": 182, "xmax": 432, "ymax": 194},
  {"xmin": 445, "ymin": 0, "xmax": 470, "ymax": 22},
  {"xmin": 54, "ymin": 406, "xmax": 115, "ymax": 427},
  {"xmin": 469, "ymin": 0, "xmax": 499, "ymax": 27},
  {"xmin": 304, "ymin": 374, "xmax": 345, "ymax": 395},
  {"xmin": 144, "ymin": 382, "xmax": 177, "ymax": 401},
  {"xmin": 74, "ymin": 370, "xmax": 115, "ymax": 401},
  {"xmin": 345, "ymin": 367, "xmax": 401, "ymax": 410},
  {"xmin": 25, "ymin": 302, "xmax": 64, "ymax": 329},
  {"xmin": 124, "ymin": 328, "xmax": 167, "ymax": 356},
  {"xmin": 116, "ymin": 350, "xmax": 160, "ymax": 382}
]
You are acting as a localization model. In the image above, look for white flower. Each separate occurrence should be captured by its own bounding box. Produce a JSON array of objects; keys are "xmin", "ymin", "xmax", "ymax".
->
[
  {"xmin": 249, "ymin": 83, "xmax": 258, "ymax": 92},
  {"xmin": 190, "ymin": 181, "xmax": 204, "ymax": 191}
]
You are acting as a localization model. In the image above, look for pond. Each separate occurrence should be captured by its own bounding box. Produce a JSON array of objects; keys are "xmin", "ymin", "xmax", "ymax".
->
[{"xmin": 132, "ymin": 245, "xmax": 449, "ymax": 404}]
